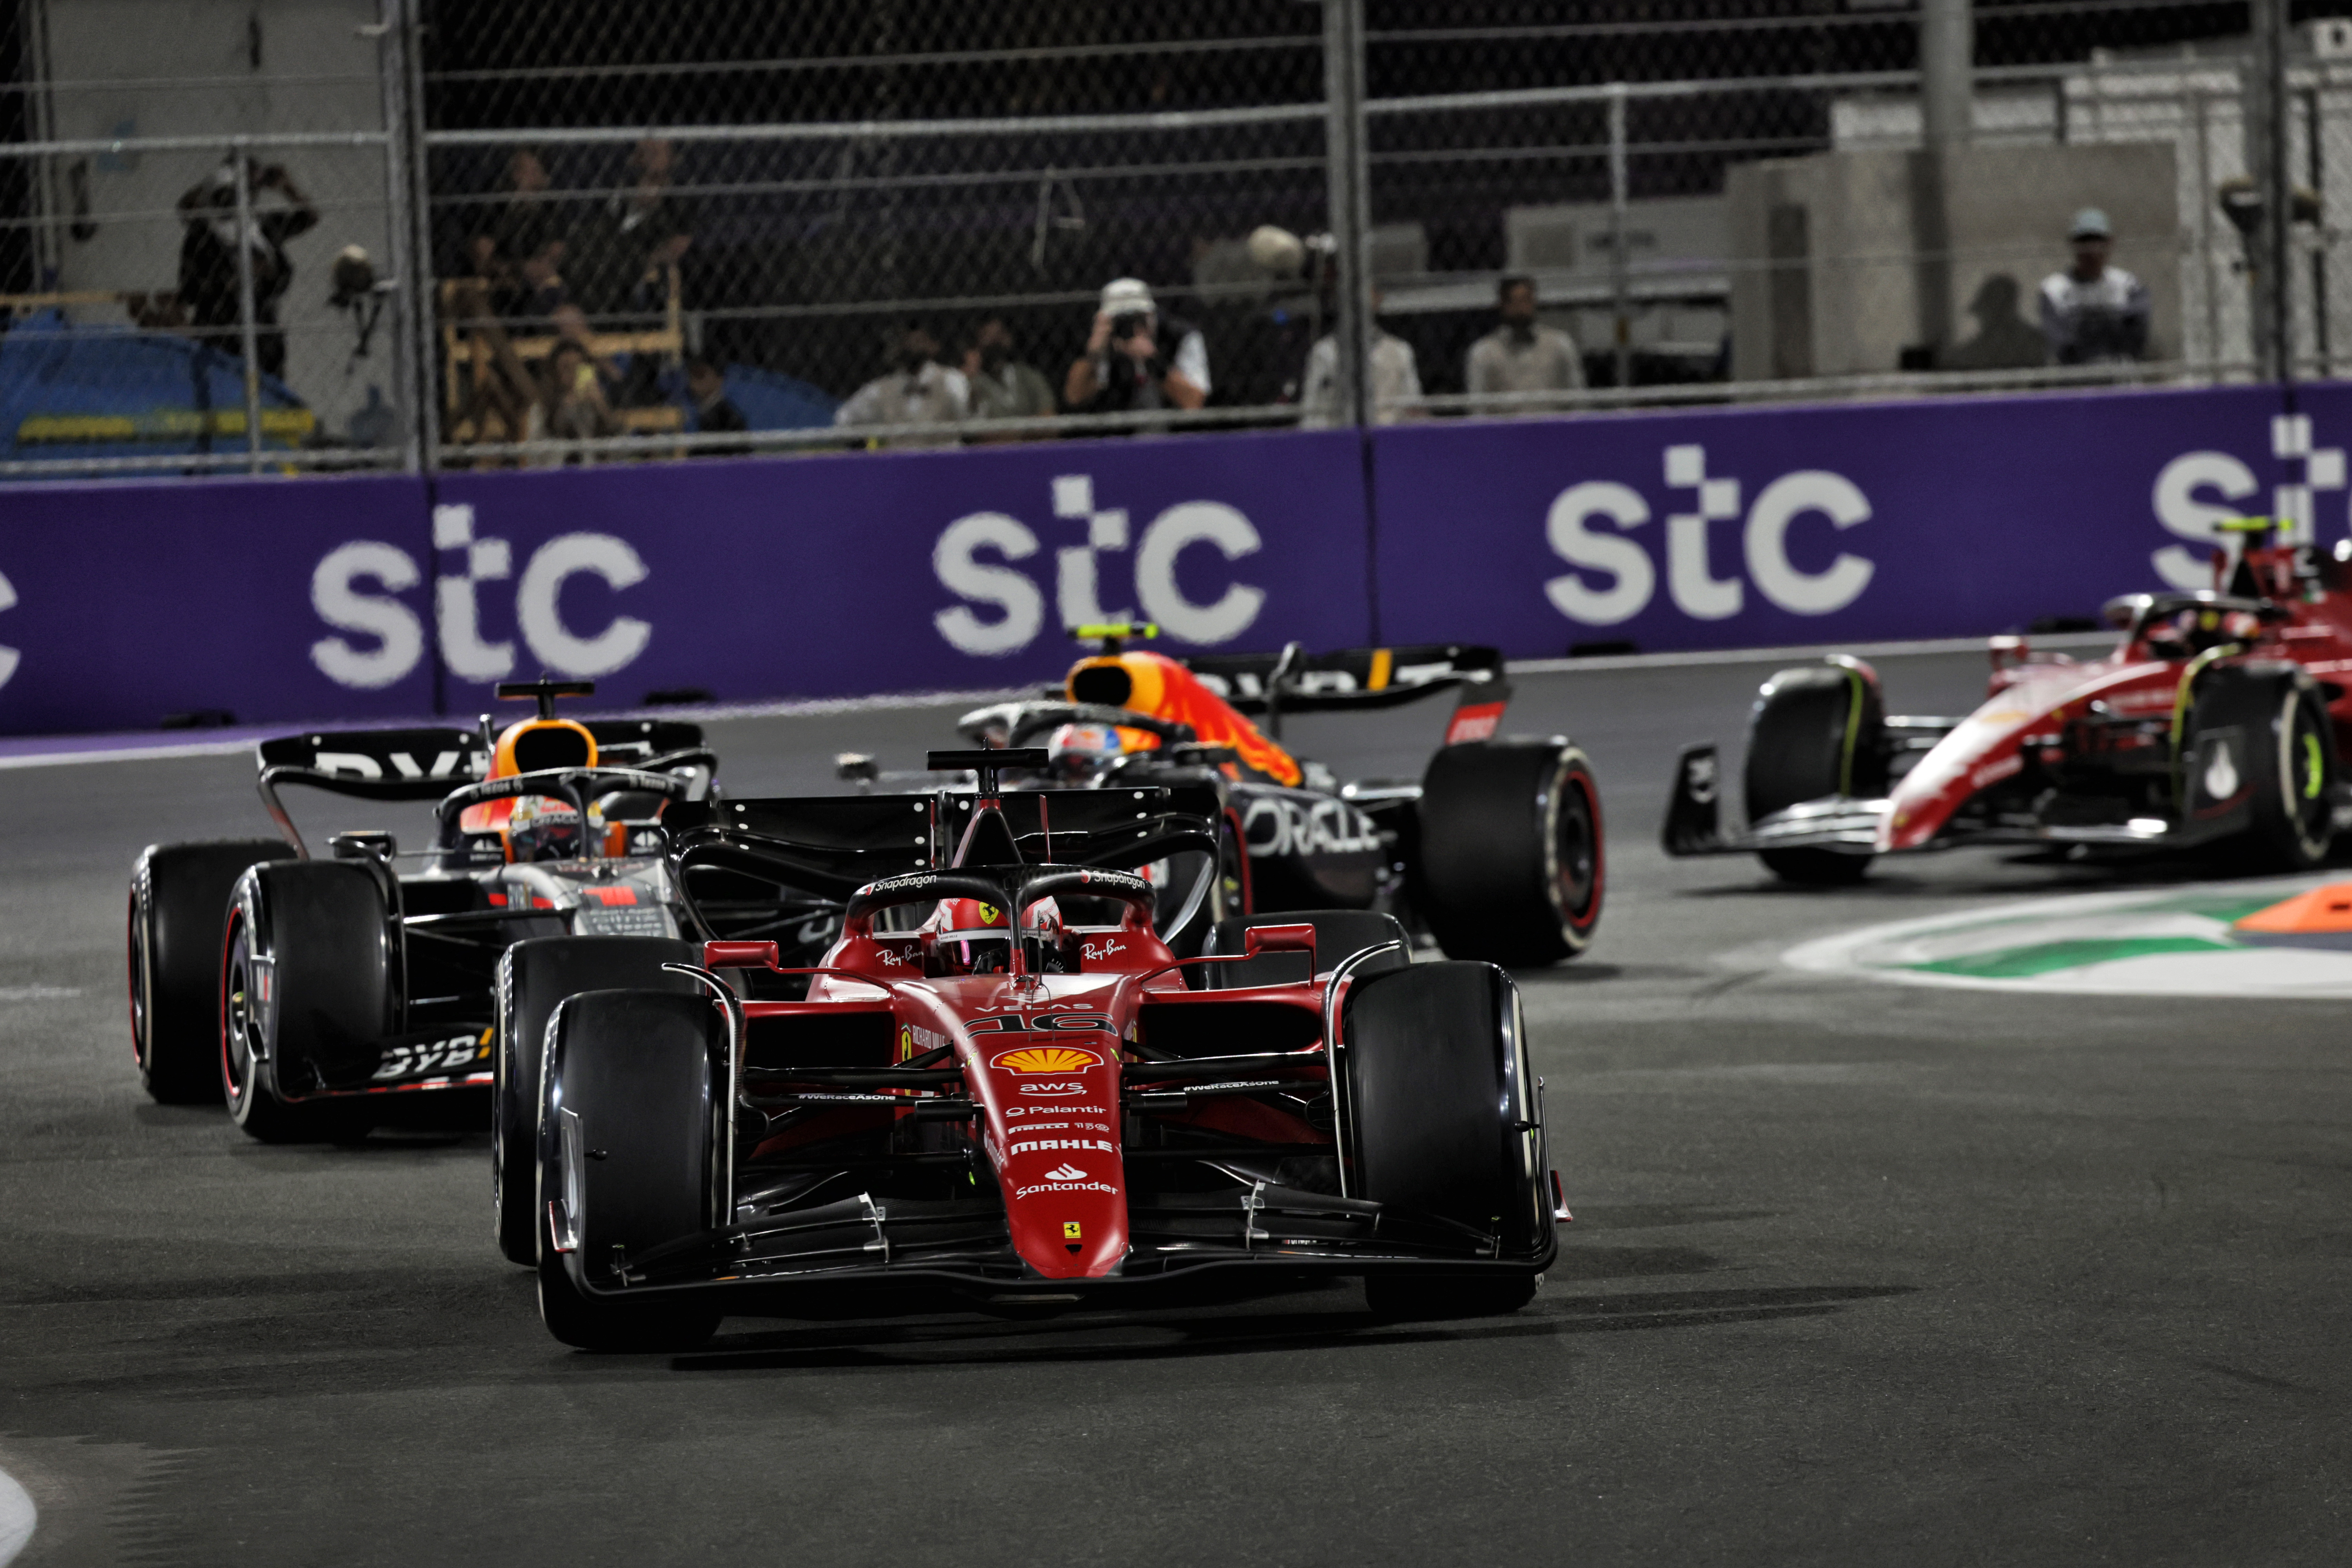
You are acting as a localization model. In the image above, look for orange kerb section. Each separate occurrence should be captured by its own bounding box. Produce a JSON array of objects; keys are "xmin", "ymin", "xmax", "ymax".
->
[{"xmin": 2233, "ymin": 883, "xmax": 2352, "ymax": 934}]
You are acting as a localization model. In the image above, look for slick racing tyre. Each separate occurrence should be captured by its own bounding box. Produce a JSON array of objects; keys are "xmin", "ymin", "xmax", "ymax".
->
[
  {"xmin": 127, "ymin": 838, "xmax": 295, "ymax": 1104},
  {"xmin": 494, "ymin": 936, "xmax": 697, "ymax": 1265},
  {"xmin": 1199, "ymin": 909, "xmax": 1411, "ymax": 988},
  {"xmin": 537, "ymin": 990, "xmax": 724, "ymax": 1352},
  {"xmin": 2186, "ymin": 663, "xmax": 2337, "ymax": 872},
  {"xmin": 221, "ymin": 861, "xmax": 393, "ymax": 1143},
  {"xmin": 1414, "ymin": 738, "xmax": 1602, "ymax": 966},
  {"xmin": 1746, "ymin": 659, "xmax": 1887, "ymax": 886},
  {"xmin": 1343, "ymin": 962, "xmax": 1550, "ymax": 1320}
]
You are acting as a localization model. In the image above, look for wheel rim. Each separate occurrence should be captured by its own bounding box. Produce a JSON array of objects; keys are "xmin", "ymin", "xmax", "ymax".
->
[
  {"xmin": 2288, "ymin": 693, "xmax": 2332, "ymax": 848},
  {"xmin": 127, "ymin": 889, "xmax": 151, "ymax": 1069},
  {"xmin": 222, "ymin": 917, "xmax": 260, "ymax": 1109},
  {"xmin": 1551, "ymin": 767, "xmax": 1600, "ymax": 927}
]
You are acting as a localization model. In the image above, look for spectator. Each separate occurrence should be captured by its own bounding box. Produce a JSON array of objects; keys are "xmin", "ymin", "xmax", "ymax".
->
[
  {"xmin": 571, "ymin": 138, "xmax": 694, "ymax": 318},
  {"xmin": 835, "ymin": 325, "xmax": 969, "ymax": 448},
  {"xmin": 1298, "ymin": 290, "xmax": 1423, "ymax": 426},
  {"xmin": 1063, "ymin": 278, "xmax": 1209, "ymax": 420},
  {"xmin": 537, "ymin": 337, "xmax": 619, "ymax": 461},
  {"xmin": 174, "ymin": 157, "xmax": 319, "ymax": 379},
  {"xmin": 547, "ymin": 303, "xmax": 621, "ymax": 390},
  {"xmin": 2039, "ymin": 208, "xmax": 2151, "ymax": 366},
  {"xmin": 1464, "ymin": 275, "xmax": 1584, "ymax": 415},
  {"xmin": 963, "ymin": 317, "xmax": 1056, "ymax": 424},
  {"xmin": 466, "ymin": 146, "xmax": 569, "ymax": 323},
  {"xmin": 686, "ymin": 356, "xmax": 751, "ymax": 456}
]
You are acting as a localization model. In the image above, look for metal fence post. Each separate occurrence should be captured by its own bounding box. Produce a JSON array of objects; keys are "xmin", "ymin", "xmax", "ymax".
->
[
  {"xmin": 2307, "ymin": 83, "xmax": 2330, "ymax": 376},
  {"xmin": 402, "ymin": 0, "xmax": 442, "ymax": 470},
  {"xmin": 231, "ymin": 142, "xmax": 264, "ymax": 474},
  {"xmin": 1607, "ymin": 83, "xmax": 1630, "ymax": 393},
  {"xmin": 1322, "ymin": 0, "xmax": 1370, "ymax": 428},
  {"xmin": 375, "ymin": 0, "xmax": 422, "ymax": 472},
  {"xmin": 2251, "ymin": 0, "xmax": 2293, "ymax": 382},
  {"xmin": 1917, "ymin": 0, "xmax": 1972, "ymax": 365}
]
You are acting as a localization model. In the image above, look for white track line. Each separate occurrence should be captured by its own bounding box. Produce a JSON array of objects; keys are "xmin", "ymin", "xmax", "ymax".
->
[
  {"xmin": 1507, "ymin": 630, "xmax": 2117, "ymax": 675},
  {"xmin": 0, "ymin": 1465, "xmax": 33, "ymax": 1566},
  {"xmin": 0, "ymin": 737, "xmax": 258, "ymax": 772},
  {"xmin": 0, "ymin": 634, "xmax": 2121, "ymax": 771}
]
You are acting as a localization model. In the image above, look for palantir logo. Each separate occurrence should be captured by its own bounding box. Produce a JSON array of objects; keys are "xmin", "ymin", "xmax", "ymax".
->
[
  {"xmin": 1543, "ymin": 443, "xmax": 1876, "ymax": 628},
  {"xmin": 309, "ymin": 505, "xmax": 652, "ymax": 691},
  {"xmin": 932, "ymin": 474, "xmax": 1267, "ymax": 656}
]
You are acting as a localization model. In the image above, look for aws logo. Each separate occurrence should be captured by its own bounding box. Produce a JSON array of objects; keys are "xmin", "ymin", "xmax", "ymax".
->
[{"xmin": 992, "ymin": 1046, "xmax": 1104, "ymax": 1074}]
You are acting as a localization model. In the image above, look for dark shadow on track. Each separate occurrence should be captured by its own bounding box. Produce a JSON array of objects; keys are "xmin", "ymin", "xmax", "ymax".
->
[{"xmin": 659, "ymin": 1285, "xmax": 1918, "ymax": 1373}]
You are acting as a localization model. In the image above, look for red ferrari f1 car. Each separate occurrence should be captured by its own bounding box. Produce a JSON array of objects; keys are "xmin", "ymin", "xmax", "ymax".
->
[
  {"xmin": 526, "ymin": 751, "xmax": 1563, "ymax": 1350},
  {"xmin": 1664, "ymin": 529, "xmax": 2350, "ymax": 881}
]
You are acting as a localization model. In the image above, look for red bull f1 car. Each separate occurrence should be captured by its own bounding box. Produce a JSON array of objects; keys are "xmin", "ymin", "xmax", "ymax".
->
[
  {"xmin": 880, "ymin": 626, "xmax": 1604, "ymax": 966},
  {"xmin": 1664, "ymin": 530, "xmax": 2350, "ymax": 881},
  {"xmin": 526, "ymin": 749, "xmax": 1564, "ymax": 1351},
  {"xmin": 125, "ymin": 680, "xmax": 718, "ymax": 1154}
]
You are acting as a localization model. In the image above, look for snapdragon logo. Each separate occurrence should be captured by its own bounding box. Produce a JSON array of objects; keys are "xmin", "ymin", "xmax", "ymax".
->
[
  {"xmin": 1543, "ymin": 444, "xmax": 1876, "ymax": 627},
  {"xmin": 309, "ymin": 505, "xmax": 652, "ymax": 690},
  {"xmin": 932, "ymin": 474, "xmax": 1267, "ymax": 656}
]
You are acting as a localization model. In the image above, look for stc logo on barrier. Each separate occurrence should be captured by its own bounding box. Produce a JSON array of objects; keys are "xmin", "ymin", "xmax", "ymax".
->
[
  {"xmin": 309, "ymin": 505, "xmax": 651, "ymax": 691},
  {"xmin": 1543, "ymin": 443, "xmax": 1875, "ymax": 626},
  {"xmin": 931, "ymin": 474, "xmax": 1267, "ymax": 656},
  {"xmin": 2151, "ymin": 414, "xmax": 2343, "ymax": 589}
]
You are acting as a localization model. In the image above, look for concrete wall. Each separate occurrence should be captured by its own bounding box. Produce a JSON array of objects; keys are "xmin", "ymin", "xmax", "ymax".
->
[
  {"xmin": 26, "ymin": 0, "xmax": 396, "ymax": 444},
  {"xmin": 1729, "ymin": 143, "xmax": 2179, "ymax": 382}
]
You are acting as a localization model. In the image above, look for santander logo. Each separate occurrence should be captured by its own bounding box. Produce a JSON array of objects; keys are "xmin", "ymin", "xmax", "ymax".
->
[{"xmin": 1043, "ymin": 1162, "xmax": 1087, "ymax": 1180}]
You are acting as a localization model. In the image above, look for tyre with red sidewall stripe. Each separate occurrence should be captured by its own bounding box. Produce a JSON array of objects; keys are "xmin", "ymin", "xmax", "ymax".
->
[
  {"xmin": 1414, "ymin": 737, "xmax": 1603, "ymax": 965},
  {"xmin": 127, "ymin": 838, "xmax": 295, "ymax": 1104},
  {"xmin": 220, "ymin": 861, "xmax": 393, "ymax": 1143}
]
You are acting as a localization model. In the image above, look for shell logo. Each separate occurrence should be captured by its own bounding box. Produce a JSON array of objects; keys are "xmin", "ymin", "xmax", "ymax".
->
[{"xmin": 991, "ymin": 1046, "xmax": 1104, "ymax": 1074}]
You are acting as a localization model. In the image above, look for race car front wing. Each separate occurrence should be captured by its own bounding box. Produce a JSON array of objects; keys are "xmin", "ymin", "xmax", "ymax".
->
[{"xmin": 1661, "ymin": 741, "xmax": 2352, "ymax": 858}]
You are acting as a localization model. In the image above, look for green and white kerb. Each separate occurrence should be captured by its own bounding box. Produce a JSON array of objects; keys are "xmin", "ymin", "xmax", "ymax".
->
[{"xmin": 1783, "ymin": 875, "xmax": 2352, "ymax": 997}]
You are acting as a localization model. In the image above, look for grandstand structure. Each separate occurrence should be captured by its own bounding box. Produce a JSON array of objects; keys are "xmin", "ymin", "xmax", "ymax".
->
[{"xmin": 0, "ymin": 0, "xmax": 2343, "ymax": 474}]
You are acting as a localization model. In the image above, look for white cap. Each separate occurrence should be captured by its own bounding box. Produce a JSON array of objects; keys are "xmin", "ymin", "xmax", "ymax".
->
[{"xmin": 1100, "ymin": 277, "xmax": 1155, "ymax": 315}]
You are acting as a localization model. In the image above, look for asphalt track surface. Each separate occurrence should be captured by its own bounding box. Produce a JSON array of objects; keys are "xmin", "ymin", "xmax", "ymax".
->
[{"xmin": 2, "ymin": 648, "xmax": 2347, "ymax": 1566}]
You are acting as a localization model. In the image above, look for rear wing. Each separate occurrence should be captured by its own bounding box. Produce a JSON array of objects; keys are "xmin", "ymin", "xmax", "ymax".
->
[
  {"xmin": 664, "ymin": 785, "xmax": 1221, "ymax": 906},
  {"xmin": 252, "ymin": 727, "xmax": 490, "ymax": 858},
  {"xmin": 1182, "ymin": 643, "xmax": 1504, "ymax": 714},
  {"xmin": 1183, "ymin": 642, "xmax": 1510, "ymax": 746},
  {"xmin": 941, "ymin": 784, "xmax": 1221, "ymax": 867},
  {"xmin": 584, "ymin": 717, "xmax": 706, "ymax": 765},
  {"xmin": 256, "ymin": 727, "xmax": 488, "ymax": 800},
  {"xmin": 666, "ymin": 794, "xmax": 946, "ymax": 903}
]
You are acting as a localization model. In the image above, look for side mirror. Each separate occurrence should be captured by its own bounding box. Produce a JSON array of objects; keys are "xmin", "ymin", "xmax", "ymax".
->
[
  {"xmin": 703, "ymin": 940, "xmax": 780, "ymax": 970},
  {"xmin": 1243, "ymin": 924, "xmax": 1318, "ymax": 962}
]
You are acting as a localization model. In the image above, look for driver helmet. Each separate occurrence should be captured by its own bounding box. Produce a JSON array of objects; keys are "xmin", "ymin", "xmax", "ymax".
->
[
  {"xmin": 504, "ymin": 791, "xmax": 584, "ymax": 863},
  {"xmin": 2156, "ymin": 605, "xmax": 2261, "ymax": 655},
  {"xmin": 919, "ymin": 895, "xmax": 1070, "ymax": 976},
  {"xmin": 1046, "ymin": 721, "xmax": 1124, "ymax": 781}
]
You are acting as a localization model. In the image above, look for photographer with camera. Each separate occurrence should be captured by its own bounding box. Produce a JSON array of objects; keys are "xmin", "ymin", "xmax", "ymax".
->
[
  {"xmin": 175, "ymin": 156, "xmax": 319, "ymax": 379},
  {"xmin": 1063, "ymin": 278, "xmax": 1209, "ymax": 426}
]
